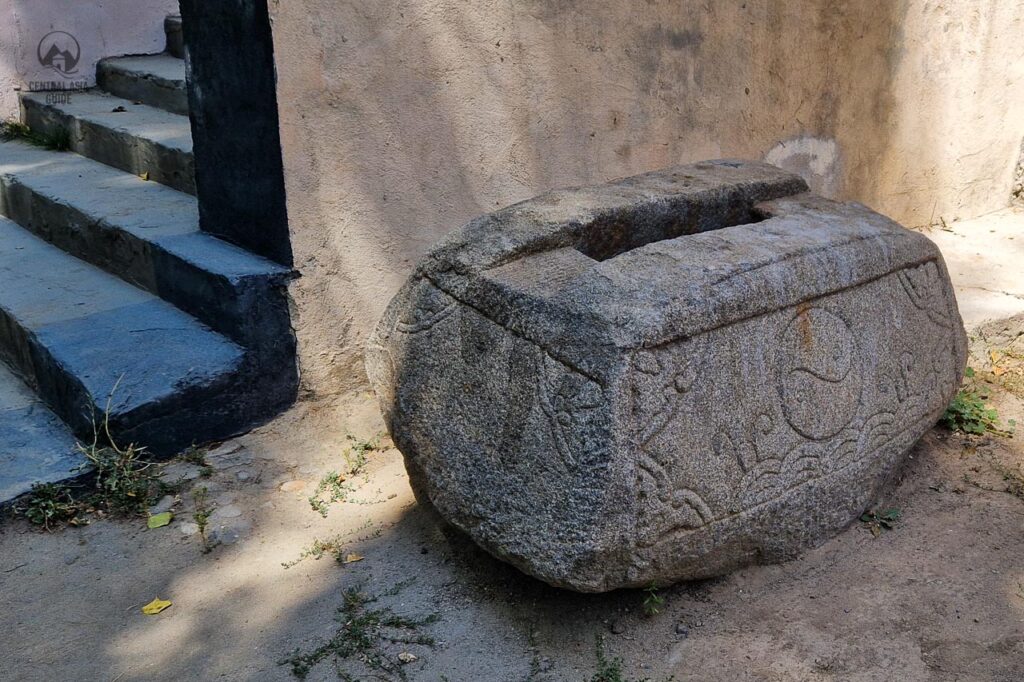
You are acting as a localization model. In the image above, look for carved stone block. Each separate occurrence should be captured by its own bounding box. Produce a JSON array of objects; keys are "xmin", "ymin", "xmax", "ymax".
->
[{"xmin": 366, "ymin": 160, "xmax": 966, "ymax": 592}]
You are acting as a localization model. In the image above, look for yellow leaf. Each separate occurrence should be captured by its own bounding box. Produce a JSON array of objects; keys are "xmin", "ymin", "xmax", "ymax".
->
[
  {"xmin": 993, "ymin": 365, "xmax": 1006, "ymax": 377},
  {"xmin": 140, "ymin": 171, "xmax": 150, "ymax": 181},
  {"xmin": 142, "ymin": 598, "xmax": 172, "ymax": 615},
  {"xmin": 342, "ymin": 553, "xmax": 364, "ymax": 564},
  {"xmin": 990, "ymin": 350, "xmax": 1000, "ymax": 363},
  {"xmin": 147, "ymin": 511, "xmax": 172, "ymax": 529}
]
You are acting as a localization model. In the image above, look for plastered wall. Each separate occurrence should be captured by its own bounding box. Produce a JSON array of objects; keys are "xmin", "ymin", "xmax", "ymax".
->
[
  {"xmin": 268, "ymin": 1, "xmax": 1024, "ymax": 398},
  {"xmin": 0, "ymin": 0, "xmax": 177, "ymax": 119}
]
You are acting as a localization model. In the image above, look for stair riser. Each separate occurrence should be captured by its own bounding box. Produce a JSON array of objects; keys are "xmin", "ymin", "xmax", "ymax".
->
[
  {"xmin": 0, "ymin": 307, "xmax": 101, "ymax": 440},
  {"xmin": 96, "ymin": 61, "xmax": 188, "ymax": 115},
  {"xmin": 21, "ymin": 98, "xmax": 195, "ymax": 195},
  {"xmin": 0, "ymin": 176, "xmax": 290, "ymax": 361},
  {"xmin": 0, "ymin": 302, "xmax": 293, "ymax": 456}
]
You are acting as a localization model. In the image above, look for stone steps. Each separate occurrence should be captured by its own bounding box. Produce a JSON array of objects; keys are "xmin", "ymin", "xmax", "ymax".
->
[
  {"xmin": 0, "ymin": 362, "xmax": 82, "ymax": 503},
  {"xmin": 0, "ymin": 141, "xmax": 292, "ymax": 356},
  {"xmin": 96, "ymin": 54, "xmax": 188, "ymax": 116},
  {"xmin": 0, "ymin": 216, "xmax": 249, "ymax": 455},
  {"xmin": 0, "ymin": 14, "xmax": 297, "ymax": 504},
  {"xmin": 20, "ymin": 90, "xmax": 194, "ymax": 194}
]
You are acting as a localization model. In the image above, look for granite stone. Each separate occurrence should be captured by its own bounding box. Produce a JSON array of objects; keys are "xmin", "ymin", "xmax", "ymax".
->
[{"xmin": 366, "ymin": 160, "xmax": 967, "ymax": 592}]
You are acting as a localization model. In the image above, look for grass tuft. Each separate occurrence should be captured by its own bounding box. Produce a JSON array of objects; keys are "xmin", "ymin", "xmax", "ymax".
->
[{"xmin": 1, "ymin": 119, "xmax": 72, "ymax": 151}]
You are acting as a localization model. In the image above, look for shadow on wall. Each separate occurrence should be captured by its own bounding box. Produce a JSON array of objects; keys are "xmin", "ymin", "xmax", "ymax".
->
[{"xmin": 268, "ymin": 0, "xmax": 1024, "ymax": 397}]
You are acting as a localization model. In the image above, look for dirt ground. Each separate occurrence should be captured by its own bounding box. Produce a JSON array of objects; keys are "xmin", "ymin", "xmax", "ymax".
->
[{"xmin": 2, "ymin": 317, "xmax": 1024, "ymax": 682}]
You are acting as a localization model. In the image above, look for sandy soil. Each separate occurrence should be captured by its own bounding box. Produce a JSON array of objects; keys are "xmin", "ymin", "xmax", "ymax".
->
[{"xmin": 1, "ymin": 324, "xmax": 1023, "ymax": 682}]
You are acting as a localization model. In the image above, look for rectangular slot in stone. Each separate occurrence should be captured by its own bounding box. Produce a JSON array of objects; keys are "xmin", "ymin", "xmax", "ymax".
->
[{"xmin": 573, "ymin": 202, "xmax": 769, "ymax": 262}]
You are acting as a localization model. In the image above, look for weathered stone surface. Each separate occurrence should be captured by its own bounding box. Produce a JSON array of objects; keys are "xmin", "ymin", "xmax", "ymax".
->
[{"xmin": 366, "ymin": 160, "xmax": 967, "ymax": 592}]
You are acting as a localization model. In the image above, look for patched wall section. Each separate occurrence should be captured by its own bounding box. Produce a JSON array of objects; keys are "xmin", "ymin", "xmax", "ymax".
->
[{"xmin": 268, "ymin": 0, "xmax": 1024, "ymax": 397}]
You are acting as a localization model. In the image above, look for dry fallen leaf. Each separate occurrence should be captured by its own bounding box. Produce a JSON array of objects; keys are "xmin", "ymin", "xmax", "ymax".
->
[
  {"xmin": 139, "ymin": 171, "xmax": 150, "ymax": 181},
  {"xmin": 342, "ymin": 553, "xmax": 364, "ymax": 564},
  {"xmin": 141, "ymin": 598, "xmax": 172, "ymax": 615},
  {"xmin": 993, "ymin": 365, "xmax": 1006, "ymax": 377},
  {"xmin": 398, "ymin": 652, "xmax": 418, "ymax": 664}
]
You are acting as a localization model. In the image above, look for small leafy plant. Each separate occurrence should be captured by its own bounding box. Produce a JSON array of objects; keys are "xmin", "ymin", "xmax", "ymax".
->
[
  {"xmin": 281, "ymin": 535, "xmax": 346, "ymax": 568},
  {"xmin": 860, "ymin": 508, "xmax": 901, "ymax": 537},
  {"xmin": 192, "ymin": 486, "xmax": 214, "ymax": 553},
  {"xmin": 16, "ymin": 381, "xmax": 169, "ymax": 529},
  {"xmin": 345, "ymin": 434, "xmax": 380, "ymax": 475},
  {"xmin": 1, "ymin": 119, "xmax": 71, "ymax": 151},
  {"xmin": 308, "ymin": 471, "xmax": 354, "ymax": 517},
  {"xmin": 588, "ymin": 635, "xmax": 668, "ymax": 682},
  {"xmin": 642, "ymin": 584, "xmax": 664, "ymax": 617},
  {"xmin": 942, "ymin": 368, "xmax": 1015, "ymax": 436},
  {"xmin": 306, "ymin": 435, "xmax": 383, "ymax": 517},
  {"xmin": 279, "ymin": 580, "xmax": 439, "ymax": 680},
  {"xmin": 19, "ymin": 483, "xmax": 87, "ymax": 530}
]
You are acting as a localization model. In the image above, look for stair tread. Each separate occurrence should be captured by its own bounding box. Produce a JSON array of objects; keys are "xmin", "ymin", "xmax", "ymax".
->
[
  {"xmin": 0, "ymin": 361, "xmax": 83, "ymax": 503},
  {"xmin": 21, "ymin": 90, "xmax": 192, "ymax": 153},
  {"xmin": 99, "ymin": 54, "xmax": 186, "ymax": 86},
  {"xmin": 0, "ymin": 141, "xmax": 289, "ymax": 280},
  {"xmin": 0, "ymin": 216, "xmax": 244, "ymax": 419}
]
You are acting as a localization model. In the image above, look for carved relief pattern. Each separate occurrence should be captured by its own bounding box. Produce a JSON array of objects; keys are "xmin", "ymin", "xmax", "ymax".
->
[
  {"xmin": 898, "ymin": 261, "xmax": 953, "ymax": 329},
  {"xmin": 395, "ymin": 280, "xmax": 458, "ymax": 333},
  {"xmin": 630, "ymin": 349, "xmax": 711, "ymax": 545},
  {"xmin": 632, "ymin": 261, "xmax": 960, "ymax": 546},
  {"xmin": 536, "ymin": 351, "xmax": 605, "ymax": 470}
]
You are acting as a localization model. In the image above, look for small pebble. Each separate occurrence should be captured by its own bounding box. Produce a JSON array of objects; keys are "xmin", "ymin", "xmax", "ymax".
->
[
  {"xmin": 211, "ymin": 504, "xmax": 243, "ymax": 520},
  {"xmin": 208, "ymin": 442, "xmax": 243, "ymax": 458},
  {"xmin": 149, "ymin": 495, "xmax": 176, "ymax": 515},
  {"xmin": 178, "ymin": 522, "xmax": 199, "ymax": 536},
  {"xmin": 609, "ymin": 618, "xmax": 625, "ymax": 634},
  {"xmin": 280, "ymin": 480, "xmax": 306, "ymax": 493}
]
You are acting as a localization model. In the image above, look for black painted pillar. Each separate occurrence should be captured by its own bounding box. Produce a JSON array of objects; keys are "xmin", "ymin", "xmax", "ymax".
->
[{"xmin": 178, "ymin": 0, "xmax": 293, "ymax": 266}]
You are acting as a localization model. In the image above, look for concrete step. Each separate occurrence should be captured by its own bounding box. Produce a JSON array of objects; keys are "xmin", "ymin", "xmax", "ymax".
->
[
  {"xmin": 0, "ymin": 361, "xmax": 84, "ymax": 504},
  {"xmin": 96, "ymin": 54, "xmax": 187, "ymax": 116},
  {"xmin": 0, "ymin": 216, "xmax": 248, "ymax": 455},
  {"xmin": 20, "ymin": 90, "xmax": 194, "ymax": 194},
  {"xmin": 165, "ymin": 15, "xmax": 185, "ymax": 59},
  {"xmin": 0, "ymin": 140, "xmax": 293, "ymax": 361}
]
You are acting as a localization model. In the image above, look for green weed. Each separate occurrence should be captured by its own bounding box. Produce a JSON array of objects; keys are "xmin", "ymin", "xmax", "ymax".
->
[
  {"xmin": 588, "ymin": 635, "xmax": 669, "ymax": 682},
  {"xmin": 16, "ymin": 381, "xmax": 169, "ymax": 529},
  {"xmin": 860, "ymin": 508, "xmax": 901, "ymax": 537},
  {"xmin": 279, "ymin": 580, "xmax": 439, "ymax": 680},
  {"xmin": 18, "ymin": 483, "xmax": 86, "ymax": 530},
  {"xmin": 642, "ymin": 585, "xmax": 664, "ymax": 617},
  {"xmin": 942, "ymin": 368, "xmax": 1015, "ymax": 436},
  {"xmin": 1, "ymin": 119, "xmax": 71, "ymax": 151},
  {"xmin": 192, "ymin": 486, "xmax": 214, "ymax": 553}
]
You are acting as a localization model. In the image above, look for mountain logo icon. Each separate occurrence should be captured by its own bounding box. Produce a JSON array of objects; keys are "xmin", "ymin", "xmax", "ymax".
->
[{"xmin": 37, "ymin": 31, "xmax": 81, "ymax": 76}]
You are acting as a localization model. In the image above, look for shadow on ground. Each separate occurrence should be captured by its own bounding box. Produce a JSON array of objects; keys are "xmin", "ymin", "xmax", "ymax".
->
[{"xmin": 2, "ymin": 322, "xmax": 1024, "ymax": 681}]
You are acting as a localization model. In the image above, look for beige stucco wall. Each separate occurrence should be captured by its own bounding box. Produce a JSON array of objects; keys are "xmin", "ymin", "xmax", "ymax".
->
[
  {"xmin": 269, "ymin": 0, "xmax": 1024, "ymax": 399},
  {"xmin": 0, "ymin": 0, "xmax": 177, "ymax": 119}
]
